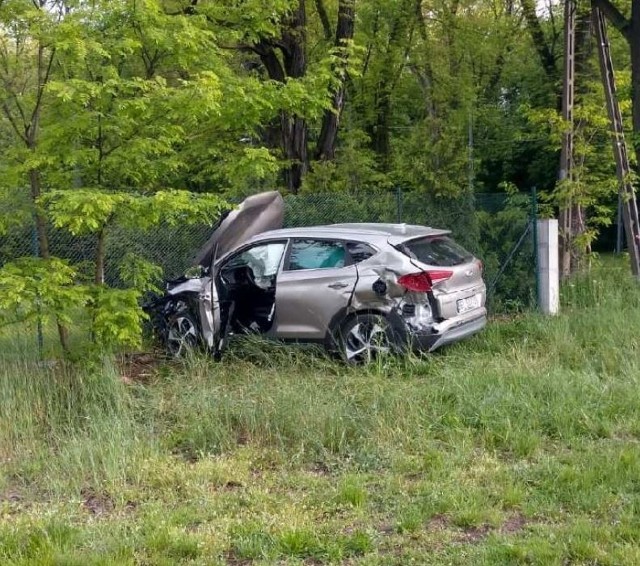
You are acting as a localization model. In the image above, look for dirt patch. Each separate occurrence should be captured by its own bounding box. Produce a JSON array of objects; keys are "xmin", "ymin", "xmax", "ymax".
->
[
  {"xmin": 1, "ymin": 490, "xmax": 22, "ymax": 504},
  {"xmin": 453, "ymin": 513, "xmax": 530, "ymax": 544},
  {"xmin": 377, "ymin": 523, "xmax": 395, "ymax": 536},
  {"xmin": 308, "ymin": 461, "xmax": 332, "ymax": 476},
  {"xmin": 223, "ymin": 551, "xmax": 253, "ymax": 565},
  {"xmin": 426, "ymin": 514, "xmax": 450, "ymax": 531},
  {"xmin": 118, "ymin": 352, "xmax": 163, "ymax": 384},
  {"xmin": 222, "ymin": 480, "xmax": 244, "ymax": 491},
  {"xmin": 500, "ymin": 512, "xmax": 528, "ymax": 534},
  {"xmin": 81, "ymin": 488, "xmax": 115, "ymax": 516},
  {"xmin": 0, "ymin": 490, "xmax": 27, "ymax": 515},
  {"xmin": 454, "ymin": 523, "xmax": 492, "ymax": 544}
]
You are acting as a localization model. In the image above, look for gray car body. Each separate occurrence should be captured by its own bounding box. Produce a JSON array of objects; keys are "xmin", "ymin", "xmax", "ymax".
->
[{"xmin": 163, "ymin": 192, "xmax": 487, "ymax": 356}]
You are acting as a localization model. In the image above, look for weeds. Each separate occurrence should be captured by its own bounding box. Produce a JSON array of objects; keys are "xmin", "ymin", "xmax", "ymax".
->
[{"xmin": 2, "ymin": 259, "xmax": 640, "ymax": 563}]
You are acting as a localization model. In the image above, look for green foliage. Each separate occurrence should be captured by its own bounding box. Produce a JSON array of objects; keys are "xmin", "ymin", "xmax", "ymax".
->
[
  {"xmin": 475, "ymin": 192, "xmax": 535, "ymax": 311},
  {"xmin": 0, "ymin": 256, "xmax": 150, "ymax": 351},
  {"xmin": 0, "ymin": 258, "xmax": 87, "ymax": 327},
  {"xmin": 302, "ymin": 129, "xmax": 390, "ymax": 192},
  {"xmin": 118, "ymin": 253, "xmax": 163, "ymax": 295},
  {"xmin": 41, "ymin": 190, "xmax": 129, "ymax": 236},
  {"xmin": 29, "ymin": 187, "xmax": 229, "ymax": 353},
  {"xmin": 91, "ymin": 287, "xmax": 147, "ymax": 350}
]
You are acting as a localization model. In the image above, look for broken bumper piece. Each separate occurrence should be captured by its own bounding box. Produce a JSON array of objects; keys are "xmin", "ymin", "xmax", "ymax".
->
[{"xmin": 407, "ymin": 308, "xmax": 487, "ymax": 352}]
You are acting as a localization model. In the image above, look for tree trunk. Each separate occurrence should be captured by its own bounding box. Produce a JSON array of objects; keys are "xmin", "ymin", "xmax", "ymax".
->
[
  {"xmin": 315, "ymin": 0, "xmax": 356, "ymax": 161},
  {"xmin": 255, "ymin": 1, "xmax": 309, "ymax": 193},
  {"xmin": 314, "ymin": 0, "xmax": 333, "ymax": 40},
  {"xmin": 369, "ymin": 0, "xmax": 416, "ymax": 168},
  {"xmin": 29, "ymin": 168, "xmax": 50, "ymax": 260},
  {"xmin": 282, "ymin": 114, "xmax": 309, "ymax": 193},
  {"xmin": 281, "ymin": 1, "xmax": 308, "ymax": 193},
  {"xmin": 521, "ymin": 0, "xmax": 557, "ymax": 80},
  {"xmin": 29, "ymin": 166, "xmax": 70, "ymax": 354}
]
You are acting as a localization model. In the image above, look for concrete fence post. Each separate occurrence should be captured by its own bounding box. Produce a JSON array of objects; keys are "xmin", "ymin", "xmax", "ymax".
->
[{"xmin": 536, "ymin": 218, "xmax": 559, "ymax": 314}]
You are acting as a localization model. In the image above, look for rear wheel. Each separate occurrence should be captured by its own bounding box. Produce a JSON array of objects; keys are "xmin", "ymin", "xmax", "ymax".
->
[
  {"xmin": 166, "ymin": 311, "xmax": 199, "ymax": 357},
  {"xmin": 337, "ymin": 313, "xmax": 397, "ymax": 364}
]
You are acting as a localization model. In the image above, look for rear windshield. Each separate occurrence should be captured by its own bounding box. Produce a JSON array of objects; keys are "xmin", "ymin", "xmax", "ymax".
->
[{"xmin": 398, "ymin": 236, "xmax": 474, "ymax": 266}]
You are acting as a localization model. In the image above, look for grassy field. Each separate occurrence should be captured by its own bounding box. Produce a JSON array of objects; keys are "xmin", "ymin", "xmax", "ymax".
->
[{"xmin": 2, "ymin": 261, "xmax": 640, "ymax": 564}]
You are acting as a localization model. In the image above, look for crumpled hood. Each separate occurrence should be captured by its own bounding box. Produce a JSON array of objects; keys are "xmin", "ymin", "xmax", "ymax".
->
[{"xmin": 194, "ymin": 191, "xmax": 284, "ymax": 267}]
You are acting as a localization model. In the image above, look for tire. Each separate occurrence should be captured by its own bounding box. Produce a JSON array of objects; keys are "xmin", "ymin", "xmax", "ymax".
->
[
  {"xmin": 165, "ymin": 310, "xmax": 199, "ymax": 357},
  {"xmin": 336, "ymin": 313, "xmax": 399, "ymax": 364}
]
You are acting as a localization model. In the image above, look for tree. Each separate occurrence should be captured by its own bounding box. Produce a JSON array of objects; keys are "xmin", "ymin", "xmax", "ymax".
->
[
  {"xmin": 0, "ymin": 0, "xmax": 83, "ymax": 350},
  {"xmin": 0, "ymin": 0, "xmax": 230, "ymax": 353},
  {"xmin": 315, "ymin": 0, "xmax": 356, "ymax": 161},
  {"xmin": 179, "ymin": 0, "xmax": 360, "ymax": 192}
]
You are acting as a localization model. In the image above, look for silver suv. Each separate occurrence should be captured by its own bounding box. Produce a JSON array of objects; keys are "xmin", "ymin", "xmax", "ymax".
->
[{"xmin": 146, "ymin": 192, "xmax": 487, "ymax": 362}]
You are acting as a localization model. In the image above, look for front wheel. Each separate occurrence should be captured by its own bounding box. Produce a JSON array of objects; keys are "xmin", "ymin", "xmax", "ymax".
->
[
  {"xmin": 337, "ymin": 313, "xmax": 399, "ymax": 364},
  {"xmin": 166, "ymin": 310, "xmax": 199, "ymax": 357}
]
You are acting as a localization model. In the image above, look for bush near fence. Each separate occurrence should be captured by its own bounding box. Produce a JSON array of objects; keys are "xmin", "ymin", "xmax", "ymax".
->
[{"xmin": 0, "ymin": 189, "xmax": 536, "ymax": 322}]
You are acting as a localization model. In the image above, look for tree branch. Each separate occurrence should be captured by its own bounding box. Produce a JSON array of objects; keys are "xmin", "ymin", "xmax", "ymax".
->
[
  {"xmin": 28, "ymin": 45, "xmax": 56, "ymax": 142},
  {"xmin": 314, "ymin": 0, "xmax": 333, "ymax": 40},
  {"xmin": 1, "ymin": 101, "xmax": 28, "ymax": 144},
  {"xmin": 520, "ymin": 0, "xmax": 557, "ymax": 78},
  {"xmin": 361, "ymin": 9, "xmax": 379, "ymax": 80},
  {"xmin": 592, "ymin": 0, "xmax": 632, "ymax": 42},
  {"xmin": 9, "ymin": 90, "xmax": 28, "ymax": 128},
  {"xmin": 254, "ymin": 40, "xmax": 287, "ymax": 82}
]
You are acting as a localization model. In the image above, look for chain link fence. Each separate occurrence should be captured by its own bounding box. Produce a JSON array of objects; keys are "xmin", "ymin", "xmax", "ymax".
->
[{"xmin": 1, "ymin": 188, "xmax": 536, "ymax": 355}]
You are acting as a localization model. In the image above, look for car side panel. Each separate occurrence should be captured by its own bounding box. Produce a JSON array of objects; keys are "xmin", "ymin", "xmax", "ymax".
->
[{"xmin": 273, "ymin": 266, "xmax": 357, "ymax": 339}]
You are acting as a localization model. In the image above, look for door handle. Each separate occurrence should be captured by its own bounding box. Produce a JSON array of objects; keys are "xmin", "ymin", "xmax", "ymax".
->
[{"xmin": 328, "ymin": 282, "xmax": 349, "ymax": 289}]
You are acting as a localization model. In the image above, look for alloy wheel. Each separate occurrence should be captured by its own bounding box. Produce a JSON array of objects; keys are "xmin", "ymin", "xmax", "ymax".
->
[
  {"xmin": 343, "ymin": 318, "xmax": 392, "ymax": 363},
  {"xmin": 166, "ymin": 314, "xmax": 198, "ymax": 357}
]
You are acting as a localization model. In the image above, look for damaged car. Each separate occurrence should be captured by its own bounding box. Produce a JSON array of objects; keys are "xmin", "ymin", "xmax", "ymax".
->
[{"xmin": 145, "ymin": 191, "xmax": 487, "ymax": 362}]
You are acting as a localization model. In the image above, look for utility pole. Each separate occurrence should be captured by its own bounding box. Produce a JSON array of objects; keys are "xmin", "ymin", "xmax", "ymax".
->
[
  {"xmin": 558, "ymin": 0, "xmax": 576, "ymax": 277},
  {"xmin": 593, "ymin": 6, "xmax": 640, "ymax": 278}
]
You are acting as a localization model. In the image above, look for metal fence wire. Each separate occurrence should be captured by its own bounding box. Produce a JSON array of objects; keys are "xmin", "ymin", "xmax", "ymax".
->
[{"xmin": 0, "ymin": 188, "xmax": 536, "ymax": 321}]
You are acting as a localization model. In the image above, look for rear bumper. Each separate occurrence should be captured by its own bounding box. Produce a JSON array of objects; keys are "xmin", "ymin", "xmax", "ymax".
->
[{"xmin": 408, "ymin": 308, "xmax": 487, "ymax": 352}]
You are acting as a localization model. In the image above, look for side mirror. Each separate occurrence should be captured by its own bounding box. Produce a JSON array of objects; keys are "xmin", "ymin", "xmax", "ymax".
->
[{"xmin": 184, "ymin": 265, "xmax": 204, "ymax": 279}]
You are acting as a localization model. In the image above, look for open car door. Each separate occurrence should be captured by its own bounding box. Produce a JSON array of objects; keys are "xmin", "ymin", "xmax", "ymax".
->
[
  {"xmin": 194, "ymin": 191, "xmax": 285, "ymax": 353},
  {"xmin": 195, "ymin": 245, "xmax": 220, "ymax": 352}
]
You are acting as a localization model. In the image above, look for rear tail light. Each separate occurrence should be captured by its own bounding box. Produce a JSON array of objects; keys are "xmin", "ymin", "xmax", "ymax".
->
[
  {"xmin": 398, "ymin": 270, "xmax": 453, "ymax": 292},
  {"xmin": 476, "ymin": 259, "xmax": 483, "ymax": 275}
]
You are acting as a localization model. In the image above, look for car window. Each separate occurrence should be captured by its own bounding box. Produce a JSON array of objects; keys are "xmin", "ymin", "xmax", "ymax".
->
[
  {"xmin": 346, "ymin": 241, "xmax": 376, "ymax": 264},
  {"xmin": 398, "ymin": 236, "xmax": 473, "ymax": 266},
  {"xmin": 287, "ymin": 239, "xmax": 346, "ymax": 270},
  {"xmin": 222, "ymin": 241, "xmax": 286, "ymax": 284}
]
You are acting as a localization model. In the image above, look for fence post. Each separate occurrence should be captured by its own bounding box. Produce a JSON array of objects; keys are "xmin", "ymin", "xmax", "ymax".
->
[
  {"xmin": 31, "ymin": 224, "xmax": 44, "ymax": 358},
  {"xmin": 531, "ymin": 187, "xmax": 539, "ymax": 309},
  {"xmin": 395, "ymin": 187, "xmax": 403, "ymax": 223},
  {"xmin": 536, "ymin": 218, "xmax": 560, "ymax": 314}
]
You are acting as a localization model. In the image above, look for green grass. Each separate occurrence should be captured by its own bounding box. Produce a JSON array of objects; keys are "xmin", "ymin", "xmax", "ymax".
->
[{"xmin": 2, "ymin": 258, "xmax": 640, "ymax": 564}]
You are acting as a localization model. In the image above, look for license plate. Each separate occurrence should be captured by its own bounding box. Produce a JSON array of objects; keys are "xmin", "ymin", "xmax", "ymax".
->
[{"xmin": 457, "ymin": 294, "xmax": 481, "ymax": 314}]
